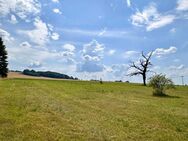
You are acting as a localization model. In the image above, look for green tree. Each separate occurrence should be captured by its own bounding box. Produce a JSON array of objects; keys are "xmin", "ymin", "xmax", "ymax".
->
[
  {"xmin": 149, "ymin": 74, "xmax": 174, "ymax": 96},
  {"xmin": 0, "ymin": 37, "xmax": 8, "ymax": 78}
]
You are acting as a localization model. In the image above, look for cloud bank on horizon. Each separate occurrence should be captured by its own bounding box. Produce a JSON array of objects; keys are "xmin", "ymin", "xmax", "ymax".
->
[{"xmin": 0, "ymin": 0, "xmax": 188, "ymax": 84}]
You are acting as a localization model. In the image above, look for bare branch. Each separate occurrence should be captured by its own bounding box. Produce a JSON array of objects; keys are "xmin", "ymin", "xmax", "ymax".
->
[
  {"xmin": 129, "ymin": 71, "xmax": 143, "ymax": 76},
  {"xmin": 140, "ymin": 59, "xmax": 145, "ymax": 68},
  {"xmin": 129, "ymin": 62, "xmax": 143, "ymax": 72},
  {"xmin": 142, "ymin": 51, "xmax": 148, "ymax": 60},
  {"xmin": 128, "ymin": 51, "xmax": 153, "ymax": 86}
]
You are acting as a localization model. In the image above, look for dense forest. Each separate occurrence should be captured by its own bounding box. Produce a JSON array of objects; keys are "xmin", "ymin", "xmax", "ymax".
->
[{"xmin": 23, "ymin": 69, "xmax": 78, "ymax": 80}]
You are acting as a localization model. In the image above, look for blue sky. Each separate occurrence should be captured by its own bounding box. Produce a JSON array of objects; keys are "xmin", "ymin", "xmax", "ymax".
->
[{"xmin": 0, "ymin": 0, "xmax": 188, "ymax": 84}]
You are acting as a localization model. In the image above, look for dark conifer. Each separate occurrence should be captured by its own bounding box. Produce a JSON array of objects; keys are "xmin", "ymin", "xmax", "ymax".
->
[{"xmin": 0, "ymin": 37, "xmax": 8, "ymax": 78}]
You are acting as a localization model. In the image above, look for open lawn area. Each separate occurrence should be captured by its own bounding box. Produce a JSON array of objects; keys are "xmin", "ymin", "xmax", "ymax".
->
[{"xmin": 0, "ymin": 79, "xmax": 188, "ymax": 141}]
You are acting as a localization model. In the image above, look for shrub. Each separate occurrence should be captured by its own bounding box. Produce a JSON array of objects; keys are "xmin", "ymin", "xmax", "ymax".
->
[{"xmin": 149, "ymin": 74, "xmax": 174, "ymax": 96}]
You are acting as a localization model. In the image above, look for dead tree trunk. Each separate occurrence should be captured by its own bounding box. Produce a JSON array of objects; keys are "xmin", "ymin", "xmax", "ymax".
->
[{"xmin": 128, "ymin": 51, "xmax": 153, "ymax": 86}]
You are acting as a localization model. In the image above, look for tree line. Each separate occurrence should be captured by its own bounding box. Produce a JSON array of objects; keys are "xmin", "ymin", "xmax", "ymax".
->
[{"xmin": 23, "ymin": 69, "xmax": 78, "ymax": 80}]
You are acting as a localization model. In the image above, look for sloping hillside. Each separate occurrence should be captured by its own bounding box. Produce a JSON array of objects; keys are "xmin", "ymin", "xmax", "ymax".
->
[
  {"xmin": 8, "ymin": 72, "xmax": 58, "ymax": 80},
  {"xmin": 0, "ymin": 79, "xmax": 188, "ymax": 141}
]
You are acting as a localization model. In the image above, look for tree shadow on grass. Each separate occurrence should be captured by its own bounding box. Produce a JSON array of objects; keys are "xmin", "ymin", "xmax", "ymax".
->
[{"xmin": 153, "ymin": 94, "xmax": 180, "ymax": 99}]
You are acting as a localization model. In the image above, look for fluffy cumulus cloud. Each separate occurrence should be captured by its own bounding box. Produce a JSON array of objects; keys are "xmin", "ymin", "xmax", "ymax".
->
[
  {"xmin": 147, "ymin": 15, "xmax": 175, "ymax": 31},
  {"xmin": 153, "ymin": 46, "xmax": 177, "ymax": 57},
  {"xmin": 7, "ymin": 41, "xmax": 78, "ymax": 72},
  {"xmin": 8, "ymin": 41, "xmax": 56, "ymax": 62},
  {"xmin": 0, "ymin": 28, "xmax": 14, "ymax": 42},
  {"xmin": 18, "ymin": 18, "xmax": 52, "ymax": 46},
  {"xmin": 77, "ymin": 40, "xmax": 105, "ymax": 72},
  {"xmin": 0, "ymin": 0, "xmax": 41, "ymax": 21},
  {"xmin": 53, "ymin": 8, "xmax": 62, "ymax": 14},
  {"xmin": 82, "ymin": 40, "xmax": 104, "ymax": 58},
  {"xmin": 130, "ymin": 3, "xmax": 175, "ymax": 31},
  {"xmin": 8, "ymin": 41, "xmax": 76, "ymax": 69},
  {"xmin": 59, "ymin": 44, "xmax": 76, "ymax": 65},
  {"xmin": 62, "ymin": 44, "xmax": 76, "ymax": 52},
  {"xmin": 51, "ymin": 32, "xmax": 60, "ymax": 40},
  {"xmin": 177, "ymin": 0, "xmax": 188, "ymax": 11},
  {"xmin": 28, "ymin": 60, "xmax": 42, "ymax": 68},
  {"xmin": 9, "ymin": 15, "xmax": 18, "ymax": 24}
]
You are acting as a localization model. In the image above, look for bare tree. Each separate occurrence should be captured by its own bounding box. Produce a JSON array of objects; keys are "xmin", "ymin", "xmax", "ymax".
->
[{"xmin": 128, "ymin": 51, "xmax": 153, "ymax": 86}]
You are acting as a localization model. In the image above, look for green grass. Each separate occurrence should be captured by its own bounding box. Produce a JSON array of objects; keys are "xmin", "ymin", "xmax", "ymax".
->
[{"xmin": 0, "ymin": 79, "xmax": 188, "ymax": 141}]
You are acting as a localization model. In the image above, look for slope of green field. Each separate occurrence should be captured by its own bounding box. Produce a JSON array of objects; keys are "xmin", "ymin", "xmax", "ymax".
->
[{"xmin": 0, "ymin": 79, "xmax": 188, "ymax": 141}]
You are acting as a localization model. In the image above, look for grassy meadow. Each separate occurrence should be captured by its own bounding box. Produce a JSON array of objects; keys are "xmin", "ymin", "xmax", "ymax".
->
[{"xmin": 0, "ymin": 78, "xmax": 188, "ymax": 141}]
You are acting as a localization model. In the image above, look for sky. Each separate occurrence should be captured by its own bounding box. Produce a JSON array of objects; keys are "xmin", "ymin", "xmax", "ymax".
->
[{"xmin": 0, "ymin": 0, "xmax": 188, "ymax": 84}]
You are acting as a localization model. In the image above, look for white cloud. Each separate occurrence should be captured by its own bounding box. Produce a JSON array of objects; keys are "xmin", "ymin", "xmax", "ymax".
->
[
  {"xmin": 131, "ymin": 3, "xmax": 159, "ymax": 26},
  {"xmin": 130, "ymin": 3, "xmax": 175, "ymax": 31},
  {"xmin": 147, "ymin": 15, "xmax": 175, "ymax": 31},
  {"xmin": 111, "ymin": 64, "xmax": 128, "ymax": 77},
  {"xmin": 47, "ymin": 24, "xmax": 54, "ymax": 31},
  {"xmin": 126, "ymin": 0, "xmax": 131, "ymax": 7},
  {"xmin": 52, "ymin": 0, "xmax": 59, "ymax": 3},
  {"xmin": 60, "ymin": 51, "xmax": 74, "ymax": 57},
  {"xmin": 20, "ymin": 41, "xmax": 32, "ymax": 48},
  {"xmin": 77, "ymin": 62, "xmax": 104, "ymax": 73},
  {"xmin": 18, "ymin": 18, "xmax": 50, "ymax": 46},
  {"xmin": 83, "ymin": 55, "xmax": 101, "ymax": 61},
  {"xmin": 62, "ymin": 44, "xmax": 76, "ymax": 52},
  {"xmin": 6, "ymin": 40, "xmax": 77, "ymax": 73},
  {"xmin": 82, "ymin": 40, "xmax": 105, "ymax": 57},
  {"xmin": 9, "ymin": 15, "xmax": 18, "ymax": 24},
  {"xmin": 60, "ymin": 28, "xmax": 129, "ymax": 39},
  {"xmin": 0, "ymin": 0, "xmax": 41, "ymax": 21},
  {"xmin": 153, "ymin": 46, "xmax": 177, "ymax": 57},
  {"xmin": 51, "ymin": 32, "xmax": 60, "ymax": 40},
  {"xmin": 98, "ymin": 28, "xmax": 107, "ymax": 36},
  {"xmin": 9, "ymin": 42, "xmax": 57, "ymax": 61},
  {"xmin": 169, "ymin": 64, "xmax": 185, "ymax": 70},
  {"xmin": 8, "ymin": 41, "xmax": 77, "ymax": 69},
  {"xmin": 59, "ymin": 44, "xmax": 76, "ymax": 65},
  {"xmin": 77, "ymin": 40, "xmax": 105, "ymax": 73},
  {"xmin": 28, "ymin": 61, "xmax": 42, "ymax": 68},
  {"xmin": 53, "ymin": 8, "xmax": 62, "ymax": 14},
  {"xmin": 167, "ymin": 65, "xmax": 188, "ymax": 83},
  {"xmin": 124, "ymin": 51, "xmax": 139, "ymax": 59},
  {"xmin": 108, "ymin": 49, "xmax": 116, "ymax": 56},
  {"xmin": 170, "ymin": 28, "xmax": 176, "ymax": 33},
  {"xmin": 0, "ymin": 28, "xmax": 14, "ymax": 42},
  {"xmin": 177, "ymin": 0, "xmax": 188, "ymax": 11}
]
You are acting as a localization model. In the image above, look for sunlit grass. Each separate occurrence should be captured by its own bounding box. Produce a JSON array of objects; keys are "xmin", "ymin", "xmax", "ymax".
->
[{"xmin": 0, "ymin": 79, "xmax": 188, "ymax": 141}]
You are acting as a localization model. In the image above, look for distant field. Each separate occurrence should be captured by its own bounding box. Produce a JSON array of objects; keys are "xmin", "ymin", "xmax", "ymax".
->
[
  {"xmin": 8, "ymin": 72, "xmax": 44, "ymax": 79},
  {"xmin": 0, "ymin": 78, "xmax": 188, "ymax": 141},
  {"xmin": 8, "ymin": 72, "xmax": 66, "ymax": 80}
]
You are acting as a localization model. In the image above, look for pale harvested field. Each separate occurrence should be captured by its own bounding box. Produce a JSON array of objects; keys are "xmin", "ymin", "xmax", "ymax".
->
[{"xmin": 8, "ymin": 72, "xmax": 60, "ymax": 80}]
